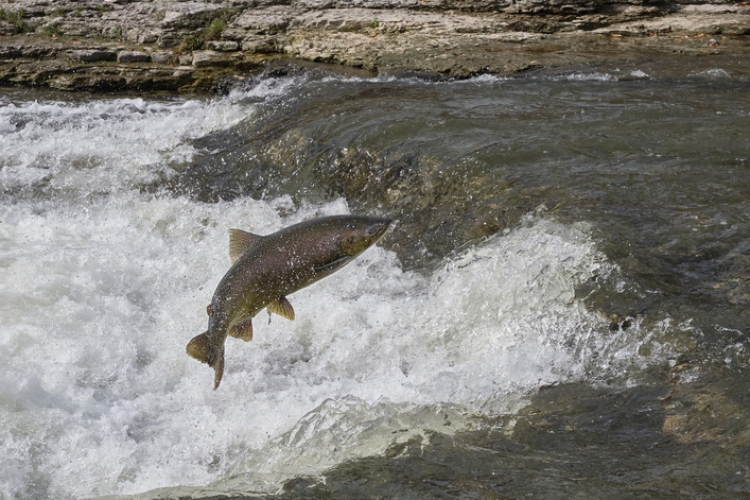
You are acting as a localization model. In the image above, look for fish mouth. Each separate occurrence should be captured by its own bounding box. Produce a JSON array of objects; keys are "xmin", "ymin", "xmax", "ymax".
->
[{"xmin": 365, "ymin": 218, "xmax": 392, "ymax": 242}]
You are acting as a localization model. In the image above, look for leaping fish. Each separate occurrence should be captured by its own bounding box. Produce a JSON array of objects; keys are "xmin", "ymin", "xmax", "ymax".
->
[{"xmin": 187, "ymin": 215, "xmax": 392, "ymax": 389}]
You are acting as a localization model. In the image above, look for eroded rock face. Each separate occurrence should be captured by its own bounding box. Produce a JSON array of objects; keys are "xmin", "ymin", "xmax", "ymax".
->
[
  {"xmin": 117, "ymin": 50, "xmax": 151, "ymax": 63},
  {"xmin": 0, "ymin": 0, "xmax": 747, "ymax": 91}
]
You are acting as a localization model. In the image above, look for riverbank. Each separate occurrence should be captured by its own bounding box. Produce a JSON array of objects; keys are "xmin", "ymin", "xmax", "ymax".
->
[{"xmin": 0, "ymin": 0, "xmax": 749, "ymax": 92}]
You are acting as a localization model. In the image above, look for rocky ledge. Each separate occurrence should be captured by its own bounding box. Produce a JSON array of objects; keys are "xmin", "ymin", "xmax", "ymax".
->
[{"xmin": 0, "ymin": 0, "xmax": 748, "ymax": 92}]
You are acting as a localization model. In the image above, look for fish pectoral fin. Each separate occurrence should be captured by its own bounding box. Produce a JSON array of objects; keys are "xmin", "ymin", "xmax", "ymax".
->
[
  {"xmin": 228, "ymin": 317, "xmax": 254, "ymax": 342},
  {"xmin": 267, "ymin": 296, "xmax": 295, "ymax": 321},
  {"xmin": 206, "ymin": 304, "xmax": 212, "ymax": 316},
  {"xmin": 228, "ymin": 228, "xmax": 263, "ymax": 264}
]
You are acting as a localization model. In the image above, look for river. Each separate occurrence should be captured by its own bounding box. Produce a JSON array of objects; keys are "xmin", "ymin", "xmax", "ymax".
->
[{"xmin": 1, "ymin": 56, "xmax": 749, "ymax": 499}]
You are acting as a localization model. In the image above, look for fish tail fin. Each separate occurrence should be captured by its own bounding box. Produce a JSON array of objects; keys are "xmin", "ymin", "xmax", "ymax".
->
[
  {"xmin": 213, "ymin": 350, "xmax": 225, "ymax": 390},
  {"xmin": 187, "ymin": 332, "xmax": 226, "ymax": 390},
  {"xmin": 186, "ymin": 332, "xmax": 211, "ymax": 363}
]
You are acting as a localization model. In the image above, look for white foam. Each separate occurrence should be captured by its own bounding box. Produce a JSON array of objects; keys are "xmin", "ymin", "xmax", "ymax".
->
[
  {"xmin": 318, "ymin": 73, "xmax": 510, "ymax": 89},
  {"xmin": 0, "ymin": 96, "xmax": 253, "ymax": 195},
  {"xmin": 689, "ymin": 68, "xmax": 731, "ymax": 79},
  {"xmin": 555, "ymin": 72, "xmax": 618, "ymax": 82},
  {"xmin": 228, "ymin": 73, "xmax": 311, "ymax": 102},
  {"xmin": 210, "ymin": 215, "xmax": 667, "ymax": 494},
  {"xmin": 0, "ymin": 90, "xmax": 670, "ymax": 500},
  {"xmin": 0, "ymin": 190, "xmax": 664, "ymax": 499},
  {"xmin": 629, "ymin": 69, "xmax": 650, "ymax": 79}
]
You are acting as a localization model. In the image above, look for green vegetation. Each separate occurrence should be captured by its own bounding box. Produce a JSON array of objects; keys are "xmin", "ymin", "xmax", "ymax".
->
[
  {"xmin": 181, "ymin": 35, "xmax": 205, "ymax": 51},
  {"xmin": 0, "ymin": 8, "xmax": 32, "ymax": 34},
  {"xmin": 203, "ymin": 17, "xmax": 226, "ymax": 41},
  {"xmin": 41, "ymin": 24, "xmax": 63, "ymax": 37},
  {"xmin": 50, "ymin": 7, "xmax": 73, "ymax": 17},
  {"xmin": 95, "ymin": 4, "xmax": 114, "ymax": 16},
  {"xmin": 180, "ymin": 10, "xmax": 235, "ymax": 51},
  {"xmin": 204, "ymin": 8, "xmax": 234, "ymax": 40}
]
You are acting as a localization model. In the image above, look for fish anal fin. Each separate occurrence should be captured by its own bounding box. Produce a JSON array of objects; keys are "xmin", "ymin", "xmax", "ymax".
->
[
  {"xmin": 267, "ymin": 296, "xmax": 295, "ymax": 321},
  {"xmin": 229, "ymin": 228, "xmax": 263, "ymax": 264},
  {"xmin": 228, "ymin": 317, "xmax": 254, "ymax": 342}
]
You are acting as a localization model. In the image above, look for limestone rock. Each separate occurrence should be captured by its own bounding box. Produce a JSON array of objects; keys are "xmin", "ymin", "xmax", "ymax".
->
[
  {"xmin": 242, "ymin": 36, "xmax": 281, "ymax": 53},
  {"xmin": 206, "ymin": 40, "xmax": 240, "ymax": 52},
  {"xmin": 151, "ymin": 51, "xmax": 174, "ymax": 64},
  {"xmin": 0, "ymin": 46, "xmax": 22, "ymax": 60},
  {"xmin": 191, "ymin": 50, "xmax": 234, "ymax": 67},
  {"xmin": 117, "ymin": 51, "xmax": 151, "ymax": 63},
  {"xmin": 71, "ymin": 50, "xmax": 118, "ymax": 63},
  {"xmin": 0, "ymin": 20, "xmax": 15, "ymax": 36},
  {"xmin": 0, "ymin": 0, "xmax": 748, "ymax": 93},
  {"xmin": 161, "ymin": 3, "xmax": 229, "ymax": 29},
  {"xmin": 235, "ymin": 9, "xmax": 293, "ymax": 34},
  {"xmin": 177, "ymin": 53, "xmax": 193, "ymax": 65}
]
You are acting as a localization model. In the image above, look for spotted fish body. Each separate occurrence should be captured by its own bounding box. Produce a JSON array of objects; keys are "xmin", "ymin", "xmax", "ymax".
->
[{"xmin": 187, "ymin": 215, "xmax": 391, "ymax": 389}]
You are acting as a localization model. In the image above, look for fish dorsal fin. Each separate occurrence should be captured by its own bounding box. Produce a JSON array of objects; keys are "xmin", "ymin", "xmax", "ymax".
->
[
  {"xmin": 267, "ymin": 296, "xmax": 295, "ymax": 321},
  {"xmin": 228, "ymin": 228, "xmax": 263, "ymax": 264}
]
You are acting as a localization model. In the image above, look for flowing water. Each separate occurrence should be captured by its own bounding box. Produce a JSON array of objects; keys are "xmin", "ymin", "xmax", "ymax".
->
[{"xmin": 1, "ymin": 57, "xmax": 750, "ymax": 499}]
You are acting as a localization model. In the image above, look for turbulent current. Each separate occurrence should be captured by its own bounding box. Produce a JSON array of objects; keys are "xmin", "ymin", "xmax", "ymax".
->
[{"xmin": 1, "ymin": 63, "xmax": 749, "ymax": 499}]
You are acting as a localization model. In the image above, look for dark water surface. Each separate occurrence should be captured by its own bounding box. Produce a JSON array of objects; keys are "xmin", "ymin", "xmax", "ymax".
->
[
  {"xmin": 181, "ymin": 66, "xmax": 750, "ymax": 498},
  {"xmin": 1, "ymin": 57, "xmax": 750, "ymax": 499},
  {"xmin": 188, "ymin": 65, "xmax": 750, "ymax": 354}
]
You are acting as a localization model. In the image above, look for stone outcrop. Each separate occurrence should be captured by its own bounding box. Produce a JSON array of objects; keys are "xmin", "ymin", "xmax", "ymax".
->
[{"xmin": 0, "ymin": 0, "xmax": 748, "ymax": 91}]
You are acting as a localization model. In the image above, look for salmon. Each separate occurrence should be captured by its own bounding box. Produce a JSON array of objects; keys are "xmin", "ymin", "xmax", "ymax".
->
[{"xmin": 187, "ymin": 215, "xmax": 391, "ymax": 388}]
